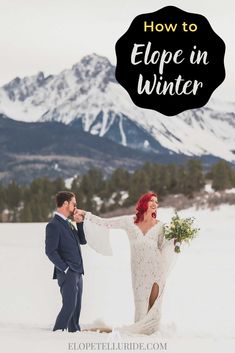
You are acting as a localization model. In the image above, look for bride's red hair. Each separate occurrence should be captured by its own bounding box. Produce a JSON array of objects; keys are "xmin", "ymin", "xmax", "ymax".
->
[{"xmin": 134, "ymin": 192, "xmax": 158, "ymax": 224}]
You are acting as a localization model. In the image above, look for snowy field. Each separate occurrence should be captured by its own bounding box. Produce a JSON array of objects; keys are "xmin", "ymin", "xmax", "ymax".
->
[{"xmin": 0, "ymin": 205, "xmax": 235, "ymax": 353}]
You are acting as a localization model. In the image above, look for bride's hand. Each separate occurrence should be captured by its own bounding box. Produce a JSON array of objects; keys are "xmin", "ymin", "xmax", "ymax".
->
[
  {"xmin": 76, "ymin": 209, "xmax": 86, "ymax": 217},
  {"xmin": 174, "ymin": 238, "xmax": 179, "ymax": 245},
  {"xmin": 73, "ymin": 209, "xmax": 86, "ymax": 223}
]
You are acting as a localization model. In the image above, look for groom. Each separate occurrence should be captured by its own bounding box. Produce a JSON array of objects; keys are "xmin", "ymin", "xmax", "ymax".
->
[{"xmin": 45, "ymin": 191, "xmax": 86, "ymax": 332}]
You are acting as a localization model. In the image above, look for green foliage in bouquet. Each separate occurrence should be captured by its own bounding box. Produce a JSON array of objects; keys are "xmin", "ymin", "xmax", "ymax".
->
[{"xmin": 164, "ymin": 213, "xmax": 199, "ymax": 253}]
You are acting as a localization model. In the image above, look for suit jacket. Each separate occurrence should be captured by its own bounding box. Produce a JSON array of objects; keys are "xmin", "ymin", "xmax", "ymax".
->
[{"xmin": 45, "ymin": 214, "xmax": 87, "ymax": 279}]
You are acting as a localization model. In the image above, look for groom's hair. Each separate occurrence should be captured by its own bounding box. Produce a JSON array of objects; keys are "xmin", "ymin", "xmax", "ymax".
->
[{"xmin": 56, "ymin": 191, "xmax": 75, "ymax": 207}]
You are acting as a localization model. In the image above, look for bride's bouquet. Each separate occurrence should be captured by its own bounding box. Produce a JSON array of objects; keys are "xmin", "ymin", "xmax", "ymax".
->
[{"xmin": 164, "ymin": 213, "xmax": 199, "ymax": 253}]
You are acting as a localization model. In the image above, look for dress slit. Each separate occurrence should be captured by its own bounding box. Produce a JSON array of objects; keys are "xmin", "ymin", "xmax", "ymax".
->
[{"xmin": 148, "ymin": 282, "xmax": 159, "ymax": 312}]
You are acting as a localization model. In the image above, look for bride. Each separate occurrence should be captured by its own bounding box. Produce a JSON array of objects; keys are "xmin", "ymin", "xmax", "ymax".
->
[{"xmin": 74, "ymin": 191, "xmax": 177, "ymax": 335}]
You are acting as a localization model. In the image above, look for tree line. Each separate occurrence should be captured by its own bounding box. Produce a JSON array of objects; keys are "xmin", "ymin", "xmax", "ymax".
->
[{"xmin": 0, "ymin": 159, "xmax": 234, "ymax": 222}]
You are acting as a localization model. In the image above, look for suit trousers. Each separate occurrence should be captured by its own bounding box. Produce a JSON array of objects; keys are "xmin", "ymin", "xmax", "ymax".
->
[{"xmin": 53, "ymin": 269, "xmax": 83, "ymax": 332}]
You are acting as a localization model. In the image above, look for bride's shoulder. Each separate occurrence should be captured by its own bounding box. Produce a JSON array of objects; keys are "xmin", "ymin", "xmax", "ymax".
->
[
  {"xmin": 130, "ymin": 215, "xmax": 136, "ymax": 223},
  {"xmin": 119, "ymin": 214, "xmax": 135, "ymax": 223}
]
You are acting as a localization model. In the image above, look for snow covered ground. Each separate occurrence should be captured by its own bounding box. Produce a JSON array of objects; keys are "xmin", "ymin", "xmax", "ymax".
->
[{"xmin": 0, "ymin": 205, "xmax": 235, "ymax": 353}]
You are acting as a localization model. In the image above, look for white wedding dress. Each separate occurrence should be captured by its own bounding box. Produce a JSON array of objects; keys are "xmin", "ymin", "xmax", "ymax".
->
[{"xmin": 84, "ymin": 212, "xmax": 176, "ymax": 335}]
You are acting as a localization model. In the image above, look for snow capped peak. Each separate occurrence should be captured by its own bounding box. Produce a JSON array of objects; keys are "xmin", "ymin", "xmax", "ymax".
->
[
  {"xmin": 206, "ymin": 97, "xmax": 235, "ymax": 113},
  {"xmin": 0, "ymin": 53, "xmax": 234, "ymax": 164},
  {"xmin": 71, "ymin": 54, "xmax": 115, "ymax": 87},
  {"xmin": 73, "ymin": 53, "xmax": 113, "ymax": 73}
]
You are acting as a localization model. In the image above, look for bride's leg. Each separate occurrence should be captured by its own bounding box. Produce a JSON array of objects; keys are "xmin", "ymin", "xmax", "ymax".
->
[{"xmin": 148, "ymin": 282, "xmax": 159, "ymax": 312}]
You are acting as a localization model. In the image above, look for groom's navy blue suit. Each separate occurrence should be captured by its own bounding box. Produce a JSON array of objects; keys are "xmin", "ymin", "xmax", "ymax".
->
[{"xmin": 45, "ymin": 214, "xmax": 87, "ymax": 332}]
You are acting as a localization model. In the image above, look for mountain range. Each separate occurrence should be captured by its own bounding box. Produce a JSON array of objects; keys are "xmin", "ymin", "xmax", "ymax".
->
[{"xmin": 0, "ymin": 53, "xmax": 234, "ymax": 183}]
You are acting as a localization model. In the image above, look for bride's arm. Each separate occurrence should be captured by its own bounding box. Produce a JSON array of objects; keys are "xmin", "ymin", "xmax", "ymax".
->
[
  {"xmin": 82, "ymin": 211, "xmax": 131, "ymax": 230},
  {"xmin": 157, "ymin": 222, "xmax": 177, "ymax": 278},
  {"xmin": 158, "ymin": 222, "xmax": 175, "ymax": 251}
]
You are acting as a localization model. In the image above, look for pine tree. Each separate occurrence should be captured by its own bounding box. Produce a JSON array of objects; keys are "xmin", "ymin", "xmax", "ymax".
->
[
  {"xmin": 165, "ymin": 164, "xmax": 179, "ymax": 194},
  {"xmin": 20, "ymin": 203, "xmax": 33, "ymax": 222},
  {"xmin": 109, "ymin": 168, "xmax": 130, "ymax": 191},
  {"xmin": 5, "ymin": 181, "xmax": 23, "ymax": 221},
  {"xmin": 142, "ymin": 163, "xmax": 161, "ymax": 195},
  {"xmin": 126, "ymin": 169, "xmax": 149, "ymax": 205},
  {"xmin": 210, "ymin": 161, "xmax": 234, "ymax": 191},
  {"xmin": 183, "ymin": 159, "xmax": 205, "ymax": 197},
  {"xmin": 0, "ymin": 184, "xmax": 6, "ymax": 213}
]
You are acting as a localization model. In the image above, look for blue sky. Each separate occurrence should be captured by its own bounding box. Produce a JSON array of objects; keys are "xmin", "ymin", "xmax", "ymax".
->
[{"xmin": 0, "ymin": 0, "xmax": 234, "ymax": 101}]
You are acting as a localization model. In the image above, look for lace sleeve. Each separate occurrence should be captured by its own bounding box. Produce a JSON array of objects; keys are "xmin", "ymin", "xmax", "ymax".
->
[
  {"xmin": 84, "ymin": 212, "xmax": 131, "ymax": 231},
  {"xmin": 157, "ymin": 223, "xmax": 166, "ymax": 250},
  {"xmin": 157, "ymin": 221, "xmax": 177, "ymax": 278},
  {"xmin": 157, "ymin": 222, "xmax": 174, "ymax": 251},
  {"xmin": 83, "ymin": 212, "xmax": 132, "ymax": 256}
]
